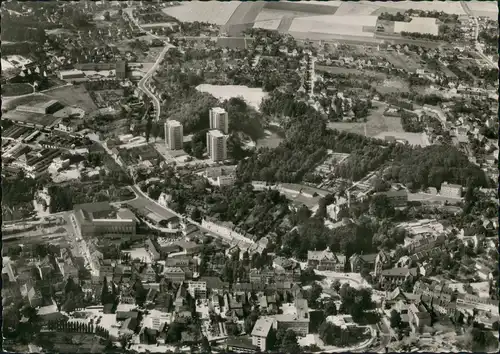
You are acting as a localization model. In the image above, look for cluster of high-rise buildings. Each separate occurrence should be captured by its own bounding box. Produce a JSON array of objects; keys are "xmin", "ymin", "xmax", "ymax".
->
[
  {"xmin": 207, "ymin": 107, "xmax": 229, "ymax": 162},
  {"xmin": 163, "ymin": 107, "xmax": 228, "ymax": 162}
]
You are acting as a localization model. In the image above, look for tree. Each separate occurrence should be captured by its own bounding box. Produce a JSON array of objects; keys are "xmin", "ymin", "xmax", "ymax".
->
[
  {"xmin": 331, "ymin": 279, "xmax": 341, "ymax": 292},
  {"xmin": 307, "ymin": 282, "xmax": 323, "ymax": 305},
  {"xmin": 325, "ymin": 300, "xmax": 338, "ymax": 316},
  {"xmin": 101, "ymin": 277, "xmax": 110, "ymax": 305},
  {"xmin": 390, "ymin": 310, "xmax": 402, "ymax": 329},
  {"xmin": 201, "ymin": 335, "xmax": 211, "ymax": 353},
  {"xmin": 280, "ymin": 329, "xmax": 300, "ymax": 354}
]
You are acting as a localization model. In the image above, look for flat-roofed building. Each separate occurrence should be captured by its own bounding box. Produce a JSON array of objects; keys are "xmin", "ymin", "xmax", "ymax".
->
[
  {"xmin": 206, "ymin": 129, "xmax": 228, "ymax": 162},
  {"xmin": 439, "ymin": 182, "xmax": 462, "ymax": 198},
  {"xmin": 16, "ymin": 100, "xmax": 62, "ymax": 115},
  {"xmin": 186, "ymin": 280, "xmax": 207, "ymax": 299},
  {"xmin": 251, "ymin": 317, "xmax": 274, "ymax": 351},
  {"xmin": 209, "ymin": 107, "xmax": 228, "ymax": 134},
  {"xmin": 273, "ymin": 298, "xmax": 310, "ymax": 337},
  {"xmin": 59, "ymin": 69, "xmax": 86, "ymax": 80},
  {"xmin": 164, "ymin": 120, "xmax": 183, "ymax": 150},
  {"xmin": 73, "ymin": 202, "xmax": 137, "ymax": 239}
]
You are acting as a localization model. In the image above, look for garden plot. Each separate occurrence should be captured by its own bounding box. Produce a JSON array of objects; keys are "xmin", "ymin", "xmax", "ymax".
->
[
  {"xmin": 162, "ymin": 1, "xmax": 240, "ymax": 26},
  {"xmin": 372, "ymin": 1, "xmax": 466, "ymax": 15}
]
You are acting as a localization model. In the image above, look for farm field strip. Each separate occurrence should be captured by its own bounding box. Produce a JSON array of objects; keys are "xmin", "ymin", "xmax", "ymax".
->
[{"xmin": 162, "ymin": 1, "xmax": 240, "ymax": 26}]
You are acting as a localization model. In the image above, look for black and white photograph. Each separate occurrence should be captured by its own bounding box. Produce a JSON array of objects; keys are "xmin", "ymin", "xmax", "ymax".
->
[{"xmin": 1, "ymin": 0, "xmax": 498, "ymax": 353}]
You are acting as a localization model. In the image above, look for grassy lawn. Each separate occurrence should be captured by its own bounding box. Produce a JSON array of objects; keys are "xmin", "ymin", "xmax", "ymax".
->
[
  {"xmin": 2, "ymin": 83, "xmax": 33, "ymax": 97},
  {"xmin": 44, "ymin": 84, "xmax": 98, "ymax": 113},
  {"xmin": 328, "ymin": 102, "xmax": 403, "ymax": 137}
]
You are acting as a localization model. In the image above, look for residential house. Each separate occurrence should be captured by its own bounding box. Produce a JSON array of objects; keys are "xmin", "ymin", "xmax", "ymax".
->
[
  {"xmin": 307, "ymin": 248, "xmax": 346, "ymax": 272},
  {"xmin": 141, "ymin": 264, "xmax": 157, "ymax": 283},
  {"xmin": 456, "ymin": 293, "xmax": 498, "ymax": 316},
  {"xmin": 374, "ymin": 250, "xmax": 392, "ymax": 277},
  {"xmin": 186, "ymin": 280, "xmax": 207, "ymax": 299},
  {"xmin": 249, "ymin": 267, "xmax": 301, "ymax": 284},
  {"xmin": 251, "ymin": 317, "xmax": 274, "ymax": 351},
  {"xmin": 98, "ymin": 259, "xmax": 115, "ymax": 278},
  {"xmin": 174, "ymin": 282, "xmax": 188, "ymax": 311},
  {"xmin": 164, "ymin": 267, "xmax": 186, "ymax": 283},
  {"xmin": 408, "ymin": 303, "xmax": 431, "ymax": 329},
  {"xmin": 379, "ymin": 267, "xmax": 418, "ymax": 289},
  {"xmin": 349, "ymin": 253, "xmax": 377, "ymax": 273},
  {"xmin": 145, "ymin": 239, "xmax": 161, "ymax": 261}
]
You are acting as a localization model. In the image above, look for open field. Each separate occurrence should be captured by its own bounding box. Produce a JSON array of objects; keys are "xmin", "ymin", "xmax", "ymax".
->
[
  {"xmin": 196, "ymin": 84, "xmax": 267, "ymax": 112},
  {"xmin": 334, "ymin": 1, "xmax": 379, "ymax": 16},
  {"xmin": 373, "ymin": 78, "xmax": 410, "ymax": 94},
  {"xmin": 2, "ymin": 93, "xmax": 49, "ymax": 111},
  {"xmin": 162, "ymin": 1, "xmax": 240, "ymax": 26},
  {"xmin": 289, "ymin": 17, "xmax": 375, "ymax": 38},
  {"xmin": 224, "ymin": 1, "xmax": 265, "ymax": 33},
  {"xmin": 316, "ymin": 65, "xmax": 387, "ymax": 80},
  {"xmin": 2, "ymin": 83, "xmax": 33, "ymax": 97},
  {"xmin": 44, "ymin": 84, "xmax": 98, "ymax": 113},
  {"xmin": 328, "ymin": 102, "xmax": 404, "ymax": 137}
]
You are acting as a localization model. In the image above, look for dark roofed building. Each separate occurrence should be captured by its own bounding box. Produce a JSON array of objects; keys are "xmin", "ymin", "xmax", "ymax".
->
[{"xmin": 116, "ymin": 61, "xmax": 127, "ymax": 79}]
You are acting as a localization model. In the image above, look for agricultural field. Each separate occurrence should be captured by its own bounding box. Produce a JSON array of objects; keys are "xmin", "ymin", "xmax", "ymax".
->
[
  {"xmin": 372, "ymin": 1, "xmax": 466, "ymax": 15},
  {"xmin": 327, "ymin": 102, "xmax": 404, "ymax": 137},
  {"xmin": 44, "ymin": 85, "xmax": 98, "ymax": 113},
  {"xmin": 162, "ymin": 1, "xmax": 240, "ymax": 26},
  {"xmin": 1, "ymin": 83, "xmax": 34, "ymax": 97},
  {"xmin": 333, "ymin": 1, "xmax": 379, "ymax": 16}
]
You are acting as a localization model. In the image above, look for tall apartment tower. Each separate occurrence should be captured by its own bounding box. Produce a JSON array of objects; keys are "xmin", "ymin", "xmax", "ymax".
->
[
  {"xmin": 206, "ymin": 130, "xmax": 228, "ymax": 162},
  {"xmin": 164, "ymin": 120, "xmax": 183, "ymax": 150},
  {"xmin": 209, "ymin": 107, "xmax": 229, "ymax": 134}
]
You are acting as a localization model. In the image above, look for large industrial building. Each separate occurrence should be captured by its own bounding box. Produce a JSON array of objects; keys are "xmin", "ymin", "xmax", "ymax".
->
[
  {"xmin": 16, "ymin": 100, "xmax": 62, "ymax": 115},
  {"xmin": 206, "ymin": 129, "xmax": 228, "ymax": 162},
  {"xmin": 73, "ymin": 202, "xmax": 138, "ymax": 239},
  {"xmin": 164, "ymin": 120, "xmax": 183, "ymax": 150}
]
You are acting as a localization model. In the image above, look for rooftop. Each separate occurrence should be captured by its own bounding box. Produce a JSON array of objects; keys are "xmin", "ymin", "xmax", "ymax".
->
[
  {"xmin": 251, "ymin": 317, "xmax": 274, "ymax": 337},
  {"xmin": 208, "ymin": 129, "xmax": 227, "ymax": 138}
]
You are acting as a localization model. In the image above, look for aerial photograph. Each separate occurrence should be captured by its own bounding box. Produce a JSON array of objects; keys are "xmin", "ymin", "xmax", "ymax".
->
[{"xmin": 1, "ymin": 0, "xmax": 498, "ymax": 353}]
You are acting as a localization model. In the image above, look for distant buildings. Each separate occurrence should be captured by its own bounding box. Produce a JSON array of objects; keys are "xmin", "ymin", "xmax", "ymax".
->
[
  {"xmin": 439, "ymin": 182, "xmax": 462, "ymax": 198},
  {"xmin": 206, "ymin": 129, "xmax": 228, "ymax": 162},
  {"xmin": 209, "ymin": 107, "xmax": 229, "ymax": 134},
  {"xmin": 73, "ymin": 202, "xmax": 137, "ymax": 239},
  {"xmin": 186, "ymin": 280, "xmax": 207, "ymax": 299},
  {"xmin": 164, "ymin": 120, "xmax": 183, "ymax": 150},
  {"xmin": 116, "ymin": 61, "xmax": 127, "ymax": 79}
]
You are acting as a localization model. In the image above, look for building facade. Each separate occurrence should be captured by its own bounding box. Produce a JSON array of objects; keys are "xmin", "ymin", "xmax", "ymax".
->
[
  {"xmin": 440, "ymin": 182, "xmax": 462, "ymax": 198},
  {"xmin": 206, "ymin": 130, "xmax": 228, "ymax": 162},
  {"xmin": 209, "ymin": 107, "xmax": 229, "ymax": 134},
  {"xmin": 307, "ymin": 249, "xmax": 346, "ymax": 272},
  {"xmin": 165, "ymin": 120, "xmax": 183, "ymax": 150}
]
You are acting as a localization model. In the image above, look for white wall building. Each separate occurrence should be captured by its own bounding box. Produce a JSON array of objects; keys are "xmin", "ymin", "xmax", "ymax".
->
[
  {"xmin": 164, "ymin": 120, "xmax": 183, "ymax": 150},
  {"xmin": 206, "ymin": 130, "xmax": 228, "ymax": 162},
  {"xmin": 209, "ymin": 107, "xmax": 229, "ymax": 134}
]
